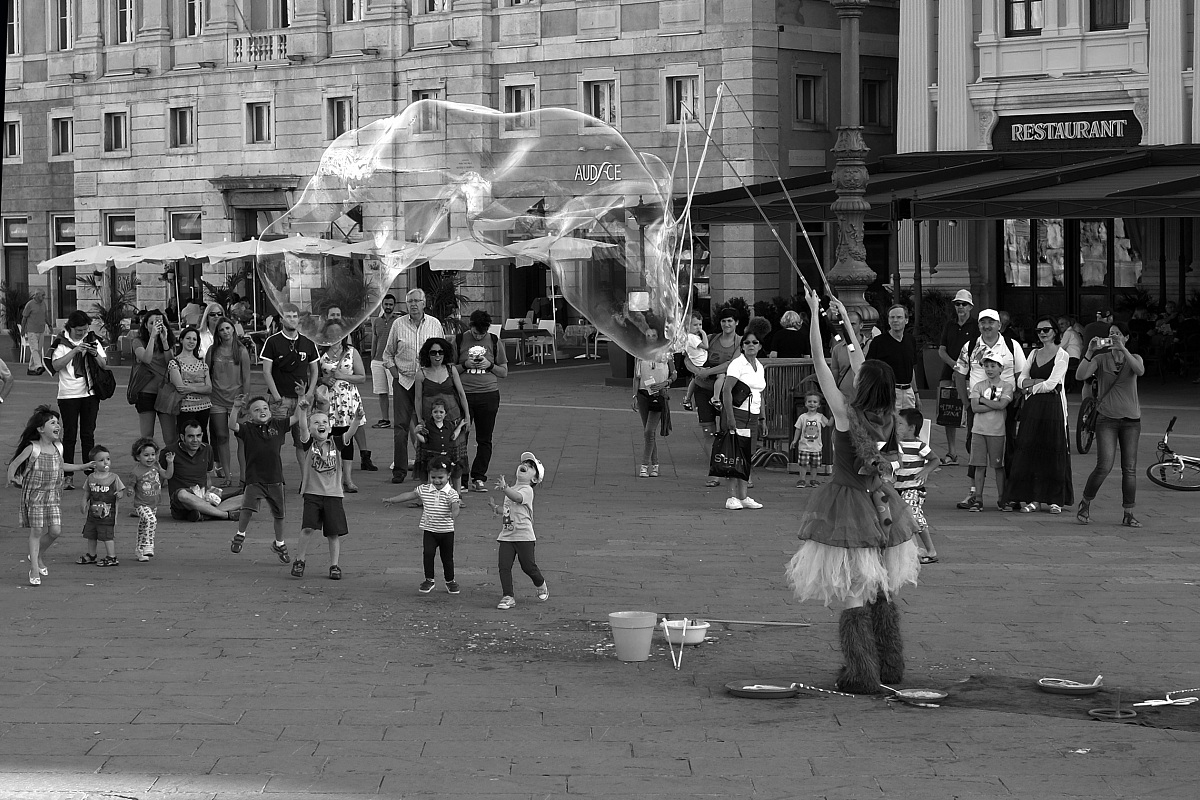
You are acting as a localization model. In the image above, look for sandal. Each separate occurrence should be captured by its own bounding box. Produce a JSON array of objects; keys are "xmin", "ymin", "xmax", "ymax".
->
[
  {"xmin": 705, "ymin": 478, "xmax": 722, "ymax": 487},
  {"xmin": 939, "ymin": 454, "xmax": 958, "ymax": 466},
  {"xmin": 1076, "ymin": 500, "xmax": 1091, "ymax": 525},
  {"xmin": 329, "ymin": 565, "xmax": 342, "ymax": 580},
  {"xmin": 1047, "ymin": 504, "xmax": 1063, "ymax": 514},
  {"xmin": 919, "ymin": 554, "xmax": 939, "ymax": 564},
  {"xmin": 230, "ymin": 533, "xmax": 246, "ymax": 553},
  {"xmin": 1020, "ymin": 503, "xmax": 1038, "ymax": 513},
  {"xmin": 1122, "ymin": 511, "xmax": 1142, "ymax": 528},
  {"xmin": 681, "ymin": 400, "xmax": 694, "ymax": 411},
  {"xmin": 76, "ymin": 554, "xmax": 97, "ymax": 565},
  {"xmin": 291, "ymin": 559, "xmax": 305, "ymax": 578},
  {"xmin": 28, "ymin": 569, "xmax": 40, "ymax": 586},
  {"xmin": 97, "ymin": 556, "xmax": 119, "ymax": 567}
]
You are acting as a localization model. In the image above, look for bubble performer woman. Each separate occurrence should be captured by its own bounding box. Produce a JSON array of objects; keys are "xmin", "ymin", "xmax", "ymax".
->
[{"xmin": 785, "ymin": 287, "xmax": 921, "ymax": 694}]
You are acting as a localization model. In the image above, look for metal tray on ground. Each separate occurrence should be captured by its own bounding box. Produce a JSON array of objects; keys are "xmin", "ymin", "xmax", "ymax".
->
[{"xmin": 725, "ymin": 681, "xmax": 799, "ymax": 699}]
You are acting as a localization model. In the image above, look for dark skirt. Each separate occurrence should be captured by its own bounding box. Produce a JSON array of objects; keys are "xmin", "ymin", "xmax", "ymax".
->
[{"xmin": 1005, "ymin": 392, "xmax": 1074, "ymax": 506}]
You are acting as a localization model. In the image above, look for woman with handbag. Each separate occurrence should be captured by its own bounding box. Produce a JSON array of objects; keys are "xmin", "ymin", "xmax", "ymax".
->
[
  {"xmin": 632, "ymin": 342, "xmax": 676, "ymax": 478},
  {"xmin": 166, "ymin": 326, "xmax": 213, "ymax": 441},
  {"xmin": 50, "ymin": 311, "xmax": 107, "ymax": 490},
  {"xmin": 718, "ymin": 328, "xmax": 767, "ymax": 509},
  {"xmin": 693, "ymin": 307, "xmax": 742, "ymax": 487},
  {"xmin": 132, "ymin": 310, "xmax": 176, "ymax": 444}
]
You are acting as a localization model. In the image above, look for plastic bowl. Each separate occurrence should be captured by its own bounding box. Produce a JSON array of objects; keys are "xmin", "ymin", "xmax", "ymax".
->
[{"xmin": 661, "ymin": 619, "xmax": 710, "ymax": 646}]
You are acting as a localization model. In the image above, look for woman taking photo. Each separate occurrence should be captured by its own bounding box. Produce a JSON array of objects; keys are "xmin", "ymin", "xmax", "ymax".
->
[
  {"xmin": 632, "ymin": 338, "xmax": 675, "ymax": 478},
  {"xmin": 719, "ymin": 327, "xmax": 767, "ymax": 509},
  {"xmin": 1005, "ymin": 317, "xmax": 1073, "ymax": 514},
  {"xmin": 50, "ymin": 311, "xmax": 107, "ymax": 490},
  {"xmin": 132, "ymin": 310, "xmax": 176, "ymax": 444},
  {"xmin": 692, "ymin": 307, "xmax": 742, "ymax": 487},
  {"xmin": 318, "ymin": 320, "xmax": 368, "ymax": 492},
  {"xmin": 1075, "ymin": 322, "xmax": 1145, "ymax": 527},
  {"xmin": 168, "ymin": 326, "xmax": 213, "ymax": 439},
  {"xmin": 205, "ymin": 318, "xmax": 252, "ymax": 486},
  {"xmin": 456, "ymin": 310, "xmax": 508, "ymax": 493}
]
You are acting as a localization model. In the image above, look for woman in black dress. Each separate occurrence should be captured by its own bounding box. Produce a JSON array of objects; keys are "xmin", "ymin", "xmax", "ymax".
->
[{"xmin": 1005, "ymin": 316, "xmax": 1073, "ymax": 513}]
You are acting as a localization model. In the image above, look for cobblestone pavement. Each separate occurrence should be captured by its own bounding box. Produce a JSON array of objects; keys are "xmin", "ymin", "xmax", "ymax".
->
[{"xmin": 2, "ymin": 362, "xmax": 1198, "ymax": 798}]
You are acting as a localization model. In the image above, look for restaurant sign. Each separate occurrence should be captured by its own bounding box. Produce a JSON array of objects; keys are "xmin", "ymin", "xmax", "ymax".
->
[{"xmin": 992, "ymin": 110, "xmax": 1142, "ymax": 151}]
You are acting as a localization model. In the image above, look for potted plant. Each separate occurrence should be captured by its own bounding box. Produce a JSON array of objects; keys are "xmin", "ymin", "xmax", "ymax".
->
[
  {"xmin": 422, "ymin": 271, "xmax": 470, "ymax": 336},
  {"xmin": 201, "ymin": 264, "xmax": 252, "ymax": 310},
  {"xmin": 79, "ymin": 271, "xmax": 139, "ymax": 364},
  {"xmin": 1, "ymin": 281, "xmax": 31, "ymax": 360}
]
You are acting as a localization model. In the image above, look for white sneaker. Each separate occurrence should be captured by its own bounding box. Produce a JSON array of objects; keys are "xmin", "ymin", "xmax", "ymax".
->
[
  {"xmin": 136, "ymin": 552, "xmax": 150, "ymax": 562},
  {"xmin": 725, "ymin": 497, "xmax": 744, "ymax": 510},
  {"xmin": 741, "ymin": 497, "xmax": 764, "ymax": 509},
  {"xmin": 497, "ymin": 595, "xmax": 516, "ymax": 610},
  {"xmin": 536, "ymin": 582, "xmax": 549, "ymax": 601}
]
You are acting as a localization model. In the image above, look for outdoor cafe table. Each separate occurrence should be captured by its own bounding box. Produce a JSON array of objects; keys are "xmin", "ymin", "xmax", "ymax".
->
[{"xmin": 499, "ymin": 327, "xmax": 542, "ymax": 365}]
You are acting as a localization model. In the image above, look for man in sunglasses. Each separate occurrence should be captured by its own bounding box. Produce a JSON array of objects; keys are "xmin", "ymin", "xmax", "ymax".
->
[{"xmin": 936, "ymin": 289, "xmax": 978, "ymax": 465}]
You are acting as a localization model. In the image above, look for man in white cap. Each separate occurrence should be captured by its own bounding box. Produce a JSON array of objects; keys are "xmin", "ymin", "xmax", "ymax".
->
[
  {"xmin": 953, "ymin": 308, "xmax": 1026, "ymax": 510},
  {"xmin": 935, "ymin": 290, "xmax": 978, "ymax": 464}
]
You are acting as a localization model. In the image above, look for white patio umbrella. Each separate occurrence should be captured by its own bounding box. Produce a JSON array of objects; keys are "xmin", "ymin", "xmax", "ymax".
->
[
  {"xmin": 124, "ymin": 239, "xmax": 214, "ymax": 263},
  {"xmin": 196, "ymin": 238, "xmax": 288, "ymax": 264},
  {"xmin": 420, "ymin": 237, "xmax": 514, "ymax": 272},
  {"xmin": 327, "ymin": 238, "xmax": 415, "ymax": 259},
  {"xmin": 36, "ymin": 244, "xmax": 141, "ymax": 274}
]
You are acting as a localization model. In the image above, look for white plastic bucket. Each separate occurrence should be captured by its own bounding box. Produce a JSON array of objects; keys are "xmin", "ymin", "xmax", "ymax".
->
[{"xmin": 608, "ymin": 611, "xmax": 658, "ymax": 661}]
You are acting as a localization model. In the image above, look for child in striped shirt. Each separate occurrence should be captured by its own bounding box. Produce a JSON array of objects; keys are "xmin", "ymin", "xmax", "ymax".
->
[
  {"xmin": 384, "ymin": 455, "xmax": 462, "ymax": 594},
  {"xmin": 895, "ymin": 407, "xmax": 940, "ymax": 564}
]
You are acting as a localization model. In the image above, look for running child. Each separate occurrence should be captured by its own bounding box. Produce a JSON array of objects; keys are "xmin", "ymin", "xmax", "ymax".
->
[
  {"xmin": 229, "ymin": 394, "xmax": 302, "ymax": 563},
  {"xmin": 792, "ymin": 392, "xmax": 830, "ymax": 488},
  {"xmin": 129, "ymin": 438, "xmax": 173, "ymax": 561},
  {"xmin": 894, "ymin": 408, "xmax": 939, "ymax": 564},
  {"xmin": 413, "ymin": 398, "xmax": 466, "ymax": 486},
  {"xmin": 7, "ymin": 405, "xmax": 95, "ymax": 586},
  {"xmin": 384, "ymin": 456, "xmax": 462, "ymax": 594},
  {"xmin": 78, "ymin": 445, "xmax": 127, "ymax": 567},
  {"xmin": 291, "ymin": 399, "xmax": 361, "ymax": 580},
  {"xmin": 681, "ymin": 311, "xmax": 709, "ymax": 411},
  {"xmin": 488, "ymin": 451, "xmax": 549, "ymax": 610},
  {"xmin": 968, "ymin": 353, "xmax": 1013, "ymax": 512}
]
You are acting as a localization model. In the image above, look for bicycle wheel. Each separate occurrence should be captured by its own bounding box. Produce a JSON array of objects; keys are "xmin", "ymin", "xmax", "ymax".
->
[
  {"xmin": 1075, "ymin": 397, "xmax": 1096, "ymax": 454},
  {"xmin": 1146, "ymin": 459, "xmax": 1200, "ymax": 491}
]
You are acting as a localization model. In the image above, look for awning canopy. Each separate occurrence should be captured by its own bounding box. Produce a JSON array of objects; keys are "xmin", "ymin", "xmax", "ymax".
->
[{"xmin": 685, "ymin": 146, "xmax": 1200, "ymax": 224}]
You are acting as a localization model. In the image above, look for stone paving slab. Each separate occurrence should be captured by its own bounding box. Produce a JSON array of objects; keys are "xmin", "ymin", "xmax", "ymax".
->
[{"xmin": 2, "ymin": 366, "xmax": 1199, "ymax": 797}]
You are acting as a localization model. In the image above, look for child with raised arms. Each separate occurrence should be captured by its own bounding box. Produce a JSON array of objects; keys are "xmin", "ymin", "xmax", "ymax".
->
[
  {"xmin": 78, "ymin": 445, "xmax": 127, "ymax": 567},
  {"xmin": 7, "ymin": 405, "xmax": 95, "ymax": 585},
  {"xmin": 229, "ymin": 394, "xmax": 302, "ymax": 564},
  {"xmin": 792, "ymin": 392, "xmax": 830, "ymax": 488},
  {"xmin": 384, "ymin": 456, "xmax": 462, "ymax": 594},
  {"xmin": 488, "ymin": 452, "xmax": 549, "ymax": 610},
  {"xmin": 291, "ymin": 398, "xmax": 361, "ymax": 580},
  {"xmin": 128, "ymin": 438, "xmax": 174, "ymax": 561}
]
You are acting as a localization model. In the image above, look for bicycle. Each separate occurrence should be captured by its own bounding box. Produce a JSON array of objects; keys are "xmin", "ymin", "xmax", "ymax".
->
[
  {"xmin": 1075, "ymin": 378, "xmax": 1098, "ymax": 454},
  {"xmin": 1145, "ymin": 416, "xmax": 1200, "ymax": 491}
]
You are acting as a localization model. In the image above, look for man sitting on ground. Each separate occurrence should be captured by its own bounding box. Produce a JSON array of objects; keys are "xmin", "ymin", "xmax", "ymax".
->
[{"xmin": 161, "ymin": 421, "xmax": 243, "ymax": 521}]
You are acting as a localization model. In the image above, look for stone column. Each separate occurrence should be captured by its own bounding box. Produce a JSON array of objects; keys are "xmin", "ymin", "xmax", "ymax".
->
[
  {"xmin": 897, "ymin": 0, "xmax": 932, "ymax": 154},
  {"xmin": 935, "ymin": 0, "xmax": 975, "ymax": 149},
  {"xmin": 825, "ymin": 0, "xmax": 877, "ymax": 327},
  {"xmin": 1147, "ymin": 0, "xmax": 1185, "ymax": 145}
]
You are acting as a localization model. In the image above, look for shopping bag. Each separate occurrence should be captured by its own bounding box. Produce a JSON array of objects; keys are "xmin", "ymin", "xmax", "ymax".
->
[
  {"xmin": 936, "ymin": 386, "xmax": 964, "ymax": 427},
  {"xmin": 708, "ymin": 430, "xmax": 750, "ymax": 481}
]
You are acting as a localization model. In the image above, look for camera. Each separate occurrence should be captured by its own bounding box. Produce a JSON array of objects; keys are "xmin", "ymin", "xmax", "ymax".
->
[{"xmin": 1097, "ymin": 337, "xmax": 1113, "ymax": 349}]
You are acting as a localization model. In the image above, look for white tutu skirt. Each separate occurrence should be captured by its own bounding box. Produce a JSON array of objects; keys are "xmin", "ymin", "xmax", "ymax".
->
[{"xmin": 785, "ymin": 538, "xmax": 920, "ymax": 608}]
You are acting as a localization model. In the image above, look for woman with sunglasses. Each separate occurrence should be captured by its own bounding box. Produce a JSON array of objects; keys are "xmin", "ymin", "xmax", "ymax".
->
[
  {"xmin": 1004, "ymin": 316, "xmax": 1074, "ymax": 514},
  {"xmin": 719, "ymin": 323, "xmax": 769, "ymax": 510},
  {"xmin": 413, "ymin": 337, "xmax": 470, "ymax": 485},
  {"xmin": 197, "ymin": 303, "xmax": 226, "ymax": 358}
]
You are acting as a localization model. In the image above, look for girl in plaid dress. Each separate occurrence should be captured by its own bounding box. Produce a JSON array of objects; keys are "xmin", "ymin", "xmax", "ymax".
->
[{"xmin": 7, "ymin": 405, "xmax": 95, "ymax": 586}]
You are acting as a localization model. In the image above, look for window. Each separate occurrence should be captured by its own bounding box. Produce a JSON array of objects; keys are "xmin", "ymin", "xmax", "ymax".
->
[
  {"xmin": 106, "ymin": 213, "xmax": 137, "ymax": 245},
  {"xmin": 170, "ymin": 211, "xmax": 203, "ymax": 241},
  {"xmin": 795, "ymin": 75, "xmax": 824, "ymax": 125},
  {"xmin": 184, "ymin": 0, "xmax": 203, "ymax": 37},
  {"xmin": 248, "ymin": 0, "xmax": 290, "ymax": 29},
  {"xmin": 247, "ymin": 102, "xmax": 271, "ymax": 143},
  {"xmin": 115, "ymin": 0, "xmax": 135, "ymax": 44},
  {"xmin": 169, "ymin": 106, "xmax": 195, "ymax": 148},
  {"xmin": 504, "ymin": 84, "xmax": 536, "ymax": 131},
  {"xmin": 411, "ymin": 89, "xmax": 441, "ymax": 133},
  {"xmin": 1090, "ymin": 0, "xmax": 1129, "ymax": 31},
  {"xmin": 52, "ymin": 0, "xmax": 73, "ymax": 50},
  {"xmin": 328, "ymin": 96, "xmax": 353, "ymax": 139},
  {"xmin": 51, "ymin": 117, "xmax": 73, "ymax": 156},
  {"xmin": 51, "ymin": 217, "xmax": 75, "ymax": 317},
  {"xmin": 6, "ymin": 0, "xmax": 19, "ymax": 55},
  {"xmin": 2, "ymin": 217, "xmax": 29, "ymax": 292},
  {"xmin": 103, "ymin": 112, "xmax": 128, "ymax": 152},
  {"xmin": 419, "ymin": 0, "xmax": 447, "ymax": 13},
  {"xmin": 342, "ymin": 0, "xmax": 360, "ymax": 22},
  {"xmin": 1006, "ymin": 0, "xmax": 1044, "ymax": 36},
  {"xmin": 667, "ymin": 75, "xmax": 700, "ymax": 124},
  {"xmin": 2, "ymin": 120, "xmax": 20, "ymax": 159},
  {"xmin": 861, "ymin": 79, "xmax": 892, "ymax": 129},
  {"xmin": 583, "ymin": 80, "xmax": 617, "ymax": 126}
]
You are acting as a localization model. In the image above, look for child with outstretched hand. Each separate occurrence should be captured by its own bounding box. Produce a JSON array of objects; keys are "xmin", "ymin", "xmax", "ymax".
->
[
  {"xmin": 290, "ymin": 398, "xmax": 362, "ymax": 580},
  {"xmin": 229, "ymin": 393, "xmax": 302, "ymax": 564},
  {"xmin": 78, "ymin": 445, "xmax": 126, "ymax": 567},
  {"xmin": 488, "ymin": 452, "xmax": 549, "ymax": 610},
  {"xmin": 384, "ymin": 456, "xmax": 462, "ymax": 594}
]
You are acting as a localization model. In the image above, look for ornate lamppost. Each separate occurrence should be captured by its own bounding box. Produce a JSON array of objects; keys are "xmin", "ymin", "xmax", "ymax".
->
[{"xmin": 826, "ymin": 0, "xmax": 878, "ymax": 328}]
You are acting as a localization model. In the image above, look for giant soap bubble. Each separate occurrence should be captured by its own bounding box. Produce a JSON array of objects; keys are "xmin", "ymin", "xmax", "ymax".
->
[{"xmin": 257, "ymin": 100, "xmax": 680, "ymax": 358}]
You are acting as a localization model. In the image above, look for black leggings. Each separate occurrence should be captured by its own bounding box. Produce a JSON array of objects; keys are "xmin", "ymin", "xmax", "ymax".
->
[
  {"xmin": 423, "ymin": 530, "xmax": 455, "ymax": 581},
  {"xmin": 58, "ymin": 395, "xmax": 100, "ymax": 464},
  {"xmin": 498, "ymin": 540, "xmax": 543, "ymax": 597}
]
